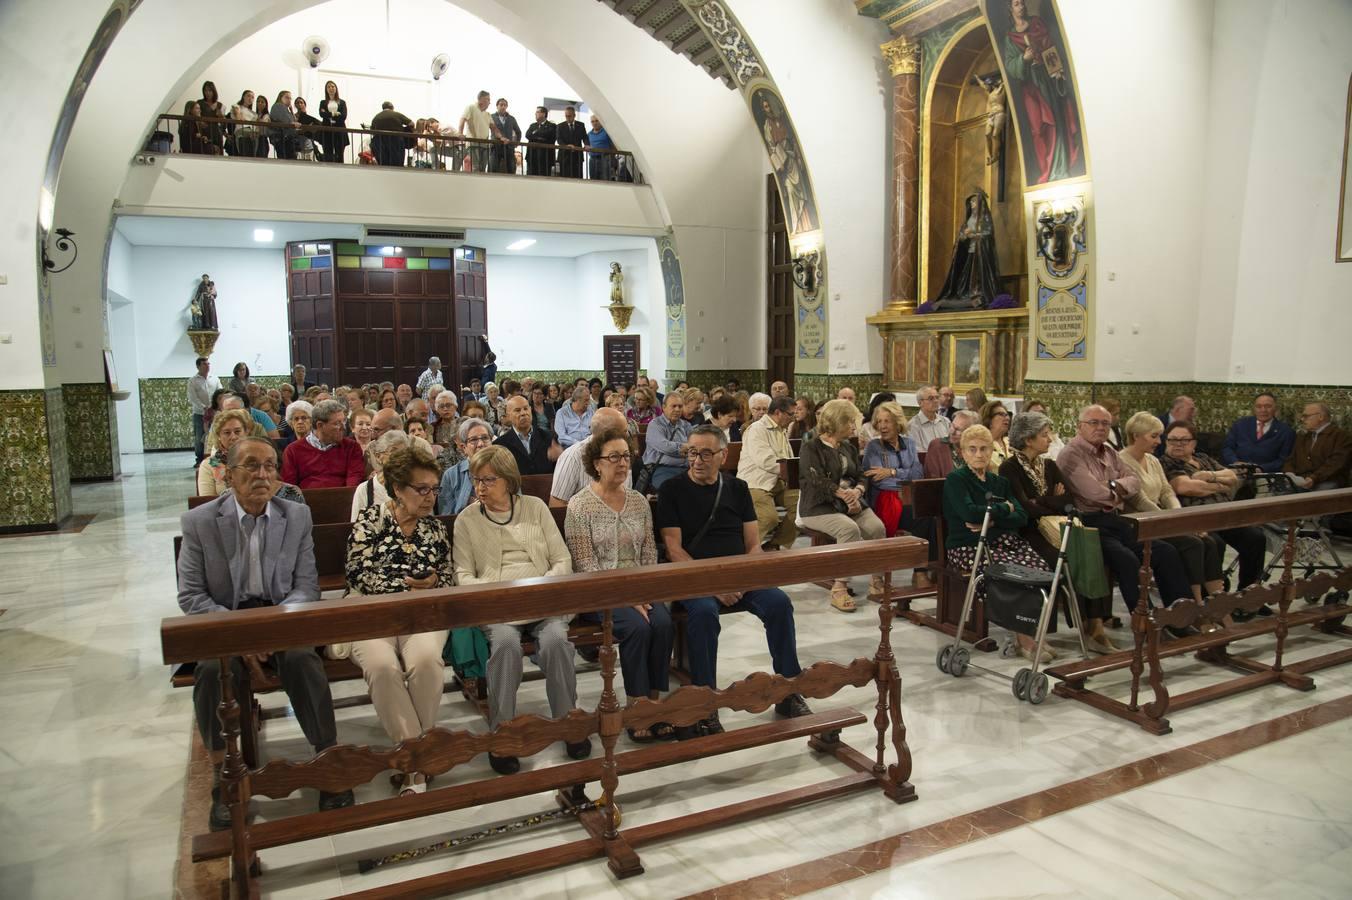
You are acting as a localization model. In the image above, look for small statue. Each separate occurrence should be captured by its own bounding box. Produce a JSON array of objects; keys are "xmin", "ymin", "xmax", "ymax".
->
[
  {"xmin": 932, "ymin": 188, "xmax": 1002, "ymax": 313},
  {"xmin": 976, "ymin": 74, "xmax": 1007, "ymax": 166},
  {"xmin": 190, "ymin": 273, "xmax": 218, "ymax": 330},
  {"xmin": 609, "ymin": 262, "xmax": 625, "ymax": 306}
]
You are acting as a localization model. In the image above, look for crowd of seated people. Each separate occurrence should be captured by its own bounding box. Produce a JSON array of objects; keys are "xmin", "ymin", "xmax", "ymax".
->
[
  {"xmin": 168, "ymin": 79, "xmax": 634, "ymax": 178},
  {"xmin": 181, "ymin": 357, "xmax": 1350, "ymax": 828}
]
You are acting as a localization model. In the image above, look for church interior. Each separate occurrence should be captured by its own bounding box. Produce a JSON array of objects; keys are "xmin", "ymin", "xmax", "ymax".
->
[{"xmin": 2, "ymin": 0, "xmax": 1352, "ymax": 896}]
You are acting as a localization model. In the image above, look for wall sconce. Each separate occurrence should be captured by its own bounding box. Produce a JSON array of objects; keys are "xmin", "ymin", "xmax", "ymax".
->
[
  {"xmin": 791, "ymin": 248, "xmax": 820, "ymax": 299},
  {"xmin": 42, "ymin": 228, "xmax": 79, "ymax": 275}
]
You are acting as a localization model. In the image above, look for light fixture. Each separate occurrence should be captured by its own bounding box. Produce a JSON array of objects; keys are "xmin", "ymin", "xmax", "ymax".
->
[
  {"xmin": 253, "ymin": 228, "xmax": 274, "ymax": 242},
  {"xmin": 41, "ymin": 228, "xmax": 79, "ymax": 275},
  {"xmin": 380, "ymin": 245, "xmax": 395, "ymax": 255},
  {"xmin": 790, "ymin": 248, "xmax": 821, "ymax": 299},
  {"xmin": 506, "ymin": 238, "xmax": 536, "ymax": 252}
]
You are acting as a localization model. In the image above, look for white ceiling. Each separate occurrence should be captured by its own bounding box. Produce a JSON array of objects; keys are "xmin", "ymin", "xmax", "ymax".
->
[{"xmin": 113, "ymin": 216, "xmax": 655, "ymax": 258}]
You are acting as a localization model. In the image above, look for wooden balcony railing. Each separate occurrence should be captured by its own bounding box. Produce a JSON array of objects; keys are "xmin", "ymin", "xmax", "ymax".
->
[{"xmin": 150, "ymin": 113, "xmax": 643, "ymax": 183}]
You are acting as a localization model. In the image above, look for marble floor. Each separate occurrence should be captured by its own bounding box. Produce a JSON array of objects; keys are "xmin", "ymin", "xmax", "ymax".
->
[{"xmin": 1, "ymin": 451, "xmax": 1351, "ymax": 899}]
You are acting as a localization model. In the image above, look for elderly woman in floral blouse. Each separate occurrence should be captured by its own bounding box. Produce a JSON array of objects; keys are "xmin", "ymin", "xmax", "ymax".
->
[
  {"xmin": 345, "ymin": 444, "xmax": 453, "ymax": 796},
  {"xmin": 564, "ymin": 429, "xmax": 674, "ymax": 742}
]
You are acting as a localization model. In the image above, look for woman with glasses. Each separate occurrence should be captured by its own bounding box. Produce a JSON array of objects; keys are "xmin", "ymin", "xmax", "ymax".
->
[
  {"xmin": 437, "ymin": 418, "xmax": 495, "ymax": 515},
  {"xmin": 345, "ymin": 444, "xmax": 453, "ymax": 796},
  {"xmin": 1161, "ymin": 420, "xmax": 1268, "ymax": 600},
  {"xmin": 564, "ymin": 430, "xmax": 675, "ymax": 742},
  {"xmin": 197, "ymin": 409, "xmax": 259, "ymax": 497},
  {"xmin": 452, "ymin": 445, "xmax": 586, "ymax": 774},
  {"xmin": 980, "ymin": 400, "xmax": 1013, "ymax": 468}
]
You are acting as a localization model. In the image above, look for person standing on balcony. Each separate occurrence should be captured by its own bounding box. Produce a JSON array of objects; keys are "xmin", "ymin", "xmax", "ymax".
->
[
  {"xmin": 252, "ymin": 94, "xmax": 272, "ymax": 157},
  {"xmin": 489, "ymin": 97, "xmax": 521, "ymax": 174},
  {"xmin": 371, "ymin": 100, "xmax": 413, "ymax": 167},
  {"xmin": 318, "ymin": 80, "xmax": 348, "ymax": 163},
  {"xmin": 556, "ymin": 105, "xmax": 588, "ymax": 179},
  {"xmin": 459, "ymin": 90, "xmax": 500, "ymax": 173},
  {"xmin": 587, "ymin": 114, "xmax": 615, "ymax": 181},
  {"xmin": 269, "ymin": 91, "xmax": 300, "ymax": 159},
  {"xmin": 525, "ymin": 106, "xmax": 556, "ymax": 176}
]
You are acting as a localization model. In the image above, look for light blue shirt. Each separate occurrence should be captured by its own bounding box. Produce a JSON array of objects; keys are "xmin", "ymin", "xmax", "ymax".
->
[
  {"xmin": 554, "ymin": 404, "xmax": 594, "ymax": 447},
  {"xmin": 437, "ymin": 459, "xmax": 475, "ymax": 515},
  {"xmin": 643, "ymin": 415, "xmax": 692, "ymax": 466}
]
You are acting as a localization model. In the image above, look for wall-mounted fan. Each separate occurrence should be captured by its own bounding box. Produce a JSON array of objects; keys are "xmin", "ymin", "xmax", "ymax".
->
[
  {"xmin": 303, "ymin": 35, "xmax": 331, "ymax": 69},
  {"xmin": 431, "ymin": 53, "xmax": 450, "ymax": 80}
]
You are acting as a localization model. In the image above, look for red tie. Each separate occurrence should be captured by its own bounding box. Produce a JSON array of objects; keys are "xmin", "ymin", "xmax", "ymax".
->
[{"xmin": 1257, "ymin": 421, "xmax": 1265, "ymax": 440}]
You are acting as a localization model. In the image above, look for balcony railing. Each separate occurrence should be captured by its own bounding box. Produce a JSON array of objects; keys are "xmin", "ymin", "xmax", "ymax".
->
[{"xmin": 150, "ymin": 114, "xmax": 643, "ymax": 184}]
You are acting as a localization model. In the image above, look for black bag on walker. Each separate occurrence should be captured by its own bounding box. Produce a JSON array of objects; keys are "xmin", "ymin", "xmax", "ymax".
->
[{"xmin": 984, "ymin": 563, "xmax": 1054, "ymax": 636}]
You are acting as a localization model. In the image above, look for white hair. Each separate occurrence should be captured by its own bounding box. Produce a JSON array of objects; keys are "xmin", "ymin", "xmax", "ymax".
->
[
  {"xmin": 749, "ymin": 392, "xmax": 771, "ymax": 406},
  {"xmin": 285, "ymin": 400, "xmax": 314, "ymax": 422}
]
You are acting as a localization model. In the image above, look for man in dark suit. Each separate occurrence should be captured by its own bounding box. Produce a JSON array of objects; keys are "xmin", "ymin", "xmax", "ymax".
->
[
  {"xmin": 1155, "ymin": 395, "xmax": 1197, "ymax": 456},
  {"xmin": 1285, "ymin": 402, "xmax": 1350, "ymax": 490},
  {"xmin": 937, "ymin": 385, "xmax": 957, "ymax": 420},
  {"xmin": 555, "ymin": 105, "xmax": 588, "ymax": 179},
  {"xmin": 494, "ymin": 394, "xmax": 561, "ymax": 474},
  {"xmin": 177, "ymin": 437, "xmax": 353, "ymax": 830},
  {"xmin": 524, "ymin": 106, "xmax": 556, "ymax": 176},
  {"xmin": 1222, "ymin": 392, "xmax": 1296, "ymax": 473}
]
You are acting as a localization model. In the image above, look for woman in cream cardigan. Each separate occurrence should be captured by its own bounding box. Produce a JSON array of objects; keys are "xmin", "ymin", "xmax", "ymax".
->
[{"xmin": 453, "ymin": 445, "xmax": 588, "ymax": 775}]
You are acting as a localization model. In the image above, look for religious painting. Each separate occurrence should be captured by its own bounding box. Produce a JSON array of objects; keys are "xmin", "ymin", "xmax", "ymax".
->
[
  {"xmin": 947, "ymin": 333, "xmax": 987, "ymax": 391},
  {"xmin": 1337, "ymin": 74, "xmax": 1352, "ymax": 262},
  {"xmin": 981, "ymin": 0, "xmax": 1086, "ymax": 186},
  {"xmin": 749, "ymin": 87, "xmax": 819, "ymax": 236},
  {"xmin": 657, "ymin": 234, "xmax": 686, "ymax": 359}
]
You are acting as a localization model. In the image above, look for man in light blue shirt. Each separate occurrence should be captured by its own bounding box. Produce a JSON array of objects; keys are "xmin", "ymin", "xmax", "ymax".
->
[
  {"xmin": 643, "ymin": 392, "xmax": 693, "ymax": 489},
  {"xmin": 554, "ymin": 386, "xmax": 594, "ymax": 448}
]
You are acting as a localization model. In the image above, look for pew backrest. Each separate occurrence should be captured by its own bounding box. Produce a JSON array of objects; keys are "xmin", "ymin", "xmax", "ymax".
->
[{"xmin": 189, "ymin": 484, "xmax": 359, "ymax": 525}]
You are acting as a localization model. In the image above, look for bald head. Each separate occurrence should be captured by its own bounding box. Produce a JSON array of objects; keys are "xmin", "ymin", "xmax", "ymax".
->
[
  {"xmin": 590, "ymin": 406, "xmax": 627, "ymax": 434},
  {"xmin": 371, "ymin": 408, "xmax": 401, "ymax": 438}
]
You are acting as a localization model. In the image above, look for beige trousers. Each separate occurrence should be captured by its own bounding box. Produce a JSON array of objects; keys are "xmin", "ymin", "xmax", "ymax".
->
[
  {"xmin": 799, "ymin": 508, "xmax": 886, "ymax": 581},
  {"xmin": 750, "ymin": 480, "xmax": 800, "ymax": 549},
  {"xmin": 351, "ymin": 631, "xmax": 450, "ymax": 744}
]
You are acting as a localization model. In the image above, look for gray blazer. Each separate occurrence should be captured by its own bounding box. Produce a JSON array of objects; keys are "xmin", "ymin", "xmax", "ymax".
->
[{"xmin": 177, "ymin": 493, "xmax": 319, "ymax": 616}]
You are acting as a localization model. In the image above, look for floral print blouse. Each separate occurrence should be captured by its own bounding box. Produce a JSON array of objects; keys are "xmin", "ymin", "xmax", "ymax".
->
[
  {"xmin": 345, "ymin": 500, "xmax": 453, "ymax": 595},
  {"xmin": 563, "ymin": 487, "xmax": 657, "ymax": 573}
]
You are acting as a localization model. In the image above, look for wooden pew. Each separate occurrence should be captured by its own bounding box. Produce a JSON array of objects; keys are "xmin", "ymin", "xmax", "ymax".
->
[
  {"xmin": 721, "ymin": 441, "xmax": 742, "ymax": 472},
  {"xmin": 189, "ymin": 485, "xmax": 358, "ymax": 525},
  {"xmin": 163, "ymin": 537, "xmax": 926, "ymax": 897},
  {"xmin": 1046, "ymin": 488, "xmax": 1352, "ymax": 735},
  {"xmin": 521, "ymin": 473, "xmax": 553, "ymax": 503}
]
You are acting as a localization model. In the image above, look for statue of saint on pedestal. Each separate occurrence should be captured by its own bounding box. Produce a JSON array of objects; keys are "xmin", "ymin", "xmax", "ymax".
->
[
  {"xmin": 609, "ymin": 262, "xmax": 625, "ymax": 306},
  {"xmin": 932, "ymin": 189, "xmax": 1002, "ymax": 313},
  {"xmin": 189, "ymin": 273, "xmax": 218, "ymax": 330}
]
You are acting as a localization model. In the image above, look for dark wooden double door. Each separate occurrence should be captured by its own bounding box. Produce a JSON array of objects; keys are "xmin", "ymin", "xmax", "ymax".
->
[{"xmin": 287, "ymin": 243, "xmax": 488, "ymax": 391}]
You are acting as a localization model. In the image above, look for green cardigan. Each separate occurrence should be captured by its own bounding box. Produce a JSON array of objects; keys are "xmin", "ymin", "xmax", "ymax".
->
[{"xmin": 942, "ymin": 465, "xmax": 1028, "ymax": 549}]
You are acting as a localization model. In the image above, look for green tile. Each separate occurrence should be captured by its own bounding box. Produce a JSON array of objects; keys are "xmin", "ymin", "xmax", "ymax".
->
[
  {"xmin": 290, "ymin": 257, "xmax": 312, "ymax": 270},
  {"xmin": 336, "ymin": 242, "xmax": 364, "ymax": 255},
  {"xmin": 406, "ymin": 257, "xmax": 429, "ymax": 270}
]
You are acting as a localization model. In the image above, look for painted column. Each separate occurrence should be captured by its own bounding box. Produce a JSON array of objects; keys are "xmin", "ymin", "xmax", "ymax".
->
[{"xmin": 881, "ymin": 35, "xmax": 921, "ymax": 314}]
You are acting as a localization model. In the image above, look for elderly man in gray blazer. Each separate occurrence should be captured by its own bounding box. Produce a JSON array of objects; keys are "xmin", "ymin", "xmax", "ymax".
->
[{"xmin": 177, "ymin": 436, "xmax": 352, "ymax": 830}]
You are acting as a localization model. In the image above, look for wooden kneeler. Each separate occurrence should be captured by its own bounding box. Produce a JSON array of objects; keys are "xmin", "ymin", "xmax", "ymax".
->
[{"xmin": 164, "ymin": 537, "xmax": 926, "ymax": 897}]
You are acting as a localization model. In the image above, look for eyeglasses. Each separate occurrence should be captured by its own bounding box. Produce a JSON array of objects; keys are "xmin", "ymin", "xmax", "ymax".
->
[
  {"xmin": 471, "ymin": 476, "xmax": 500, "ymax": 488},
  {"xmin": 597, "ymin": 452, "xmax": 631, "ymax": 465},
  {"xmin": 685, "ymin": 449, "xmax": 724, "ymax": 462},
  {"xmin": 992, "ymin": 410, "xmax": 1011, "ymax": 417},
  {"xmin": 1080, "ymin": 419, "xmax": 1111, "ymax": 427},
  {"xmin": 231, "ymin": 461, "xmax": 278, "ymax": 475},
  {"xmin": 464, "ymin": 434, "xmax": 493, "ymax": 446},
  {"xmin": 1165, "ymin": 437, "xmax": 1195, "ymax": 444},
  {"xmin": 408, "ymin": 484, "xmax": 442, "ymax": 497}
]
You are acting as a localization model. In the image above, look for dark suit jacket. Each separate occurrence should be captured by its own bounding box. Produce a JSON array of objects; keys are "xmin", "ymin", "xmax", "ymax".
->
[
  {"xmin": 176, "ymin": 493, "xmax": 318, "ymax": 616},
  {"xmin": 1222, "ymin": 416, "xmax": 1296, "ymax": 473},
  {"xmin": 1284, "ymin": 425, "xmax": 1351, "ymax": 486},
  {"xmin": 495, "ymin": 427, "xmax": 556, "ymax": 475}
]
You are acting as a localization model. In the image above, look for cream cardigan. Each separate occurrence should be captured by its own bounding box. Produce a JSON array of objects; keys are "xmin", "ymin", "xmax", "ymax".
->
[
  {"xmin": 1119, "ymin": 449, "xmax": 1181, "ymax": 513},
  {"xmin": 452, "ymin": 494, "xmax": 572, "ymax": 624}
]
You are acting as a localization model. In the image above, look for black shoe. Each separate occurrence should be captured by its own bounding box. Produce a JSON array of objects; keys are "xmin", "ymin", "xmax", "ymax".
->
[
  {"xmin": 576, "ymin": 645, "xmax": 601, "ymax": 664},
  {"xmin": 1165, "ymin": 625, "xmax": 1200, "ymax": 640},
  {"xmin": 1254, "ymin": 605, "xmax": 1274, "ymax": 617},
  {"xmin": 565, "ymin": 739, "xmax": 592, "ymax": 760},
  {"xmin": 208, "ymin": 784, "xmax": 232, "ymax": 832},
  {"xmin": 701, "ymin": 714, "xmax": 724, "ymax": 736},
  {"xmin": 488, "ymin": 753, "xmax": 520, "ymax": 775},
  {"xmin": 318, "ymin": 789, "xmax": 354, "ymax": 812},
  {"xmin": 774, "ymin": 693, "xmax": 812, "ymax": 719},
  {"xmin": 673, "ymin": 723, "xmax": 702, "ymax": 741},
  {"xmin": 1231, "ymin": 608, "xmax": 1255, "ymax": 623}
]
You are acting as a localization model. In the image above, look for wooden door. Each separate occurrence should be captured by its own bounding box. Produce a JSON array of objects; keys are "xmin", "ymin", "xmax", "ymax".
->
[
  {"xmin": 287, "ymin": 242, "xmax": 336, "ymax": 387},
  {"xmin": 453, "ymin": 248, "xmax": 489, "ymax": 392},
  {"xmin": 603, "ymin": 335, "xmax": 640, "ymax": 387},
  {"xmin": 334, "ymin": 267, "xmax": 453, "ymax": 388},
  {"xmin": 766, "ymin": 175, "xmax": 794, "ymax": 390}
]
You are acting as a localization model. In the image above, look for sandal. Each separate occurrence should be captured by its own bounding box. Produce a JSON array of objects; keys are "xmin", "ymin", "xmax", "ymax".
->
[
  {"xmin": 830, "ymin": 585, "xmax": 856, "ymax": 613},
  {"xmin": 651, "ymin": 722, "xmax": 676, "ymax": 741},
  {"xmin": 626, "ymin": 726, "xmax": 657, "ymax": 743},
  {"xmin": 398, "ymin": 774, "xmax": 427, "ymax": 797}
]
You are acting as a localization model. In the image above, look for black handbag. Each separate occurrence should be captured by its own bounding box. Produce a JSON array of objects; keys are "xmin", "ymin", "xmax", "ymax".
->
[{"xmin": 983, "ymin": 563, "xmax": 1054, "ymax": 636}]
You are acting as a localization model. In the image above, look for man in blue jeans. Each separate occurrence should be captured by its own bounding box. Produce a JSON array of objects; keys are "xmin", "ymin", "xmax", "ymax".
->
[{"xmin": 656, "ymin": 425, "xmax": 812, "ymax": 739}]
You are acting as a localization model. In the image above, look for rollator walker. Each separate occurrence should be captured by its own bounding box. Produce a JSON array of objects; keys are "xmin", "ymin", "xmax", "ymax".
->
[
  {"xmin": 935, "ymin": 494, "xmax": 1090, "ymax": 704},
  {"xmin": 1225, "ymin": 468, "xmax": 1348, "ymax": 601}
]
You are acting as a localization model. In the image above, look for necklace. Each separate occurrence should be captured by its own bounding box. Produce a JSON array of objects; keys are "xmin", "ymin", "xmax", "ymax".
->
[{"xmin": 480, "ymin": 495, "xmax": 515, "ymax": 525}]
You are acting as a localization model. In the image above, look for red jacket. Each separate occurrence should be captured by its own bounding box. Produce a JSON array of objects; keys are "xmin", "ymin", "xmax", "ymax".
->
[{"xmin": 281, "ymin": 437, "xmax": 364, "ymax": 489}]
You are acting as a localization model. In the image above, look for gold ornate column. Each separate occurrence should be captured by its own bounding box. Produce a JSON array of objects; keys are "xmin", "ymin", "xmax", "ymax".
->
[{"xmin": 881, "ymin": 35, "xmax": 921, "ymax": 314}]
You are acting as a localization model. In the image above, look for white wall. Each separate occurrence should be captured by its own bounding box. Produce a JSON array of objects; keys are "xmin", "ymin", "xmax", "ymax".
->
[
  {"xmin": 727, "ymin": 0, "xmax": 892, "ymax": 375},
  {"xmin": 1057, "ymin": 0, "xmax": 1215, "ymax": 382},
  {"xmin": 1192, "ymin": 0, "xmax": 1352, "ymax": 385},
  {"xmin": 488, "ymin": 246, "xmax": 663, "ymax": 374},
  {"xmin": 170, "ymin": 0, "xmax": 581, "ymax": 130}
]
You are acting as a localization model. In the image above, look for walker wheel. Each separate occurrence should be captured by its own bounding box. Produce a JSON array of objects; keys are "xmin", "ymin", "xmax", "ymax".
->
[
  {"xmin": 1013, "ymin": 668, "xmax": 1031, "ymax": 700},
  {"xmin": 936, "ymin": 646, "xmax": 953, "ymax": 675},
  {"xmin": 1028, "ymin": 673, "xmax": 1050, "ymax": 705},
  {"xmin": 950, "ymin": 647, "xmax": 970, "ymax": 677}
]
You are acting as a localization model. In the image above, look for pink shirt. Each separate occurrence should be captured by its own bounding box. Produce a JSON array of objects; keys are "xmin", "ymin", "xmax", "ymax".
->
[{"xmin": 1056, "ymin": 435, "xmax": 1141, "ymax": 512}]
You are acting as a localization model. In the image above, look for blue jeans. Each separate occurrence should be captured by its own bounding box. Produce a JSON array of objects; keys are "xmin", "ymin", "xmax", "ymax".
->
[
  {"xmin": 678, "ymin": 588, "xmax": 801, "ymax": 689},
  {"xmin": 583, "ymin": 604, "xmax": 674, "ymax": 698},
  {"xmin": 650, "ymin": 464, "xmax": 685, "ymax": 489}
]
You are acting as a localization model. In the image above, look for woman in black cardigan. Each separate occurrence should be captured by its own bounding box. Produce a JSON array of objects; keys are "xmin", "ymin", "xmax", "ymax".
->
[
  {"xmin": 318, "ymin": 80, "xmax": 349, "ymax": 163},
  {"xmin": 998, "ymin": 411, "xmax": 1116, "ymax": 653}
]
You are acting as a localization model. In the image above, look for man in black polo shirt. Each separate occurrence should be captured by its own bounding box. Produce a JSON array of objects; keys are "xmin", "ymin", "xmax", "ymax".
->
[{"xmin": 656, "ymin": 425, "xmax": 811, "ymax": 738}]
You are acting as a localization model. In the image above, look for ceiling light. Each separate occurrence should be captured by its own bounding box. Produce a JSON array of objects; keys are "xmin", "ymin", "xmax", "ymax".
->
[
  {"xmin": 380, "ymin": 245, "xmax": 395, "ymax": 255},
  {"xmin": 253, "ymin": 228, "xmax": 274, "ymax": 242},
  {"xmin": 506, "ymin": 238, "xmax": 536, "ymax": 251}
]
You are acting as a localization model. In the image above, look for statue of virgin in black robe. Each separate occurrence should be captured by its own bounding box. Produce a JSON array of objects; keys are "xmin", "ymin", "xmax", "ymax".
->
[{"xmin": 933, "ymin": 189, "xmax": 1001, "ymax": 312}]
